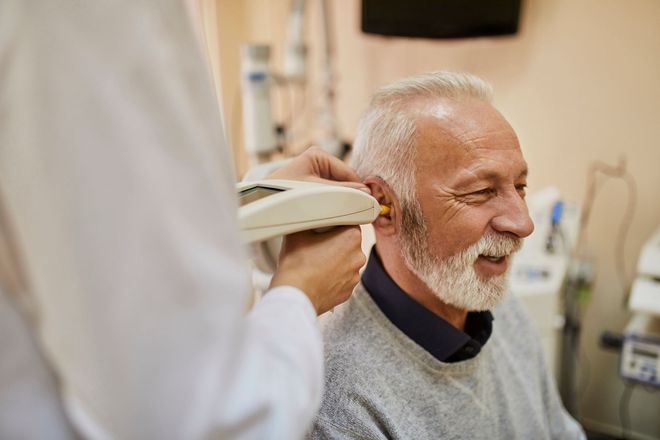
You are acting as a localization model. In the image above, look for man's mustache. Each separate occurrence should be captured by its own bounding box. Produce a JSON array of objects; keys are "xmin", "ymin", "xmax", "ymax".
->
[{"xmin": 472, "ymin": 233, "xmax": 523, "ymax": 258}]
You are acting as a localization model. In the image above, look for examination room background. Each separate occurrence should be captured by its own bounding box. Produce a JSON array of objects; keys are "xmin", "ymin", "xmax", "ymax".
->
[{"xmin": 193, "ymin": 0, "xmax": 660, "ymax": 437}]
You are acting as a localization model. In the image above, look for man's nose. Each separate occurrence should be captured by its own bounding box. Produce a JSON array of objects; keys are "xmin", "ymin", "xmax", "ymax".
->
[{"xmin": 491, "ymin": 191, "xmax": 534, "ymax": 238}]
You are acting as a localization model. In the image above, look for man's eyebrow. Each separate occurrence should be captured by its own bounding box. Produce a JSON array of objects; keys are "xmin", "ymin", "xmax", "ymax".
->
[{"xmin": 454, "ymin": 165, "xmax": 528, "ymax": 187}]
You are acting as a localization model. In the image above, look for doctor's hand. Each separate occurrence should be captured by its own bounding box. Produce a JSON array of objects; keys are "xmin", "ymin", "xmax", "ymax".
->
[
  {"xmin": 267, "ymin": 146, "xmax": 370, "ymax": 194},
  {"xmin": 269, "ymin": 226, "xmax": 366, "ymax": 315}
]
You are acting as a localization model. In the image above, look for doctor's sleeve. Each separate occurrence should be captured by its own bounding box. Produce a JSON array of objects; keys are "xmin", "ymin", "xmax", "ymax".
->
[{"xmin": 0, "ymin": 0, "xmax": 323, "ymax": 438}]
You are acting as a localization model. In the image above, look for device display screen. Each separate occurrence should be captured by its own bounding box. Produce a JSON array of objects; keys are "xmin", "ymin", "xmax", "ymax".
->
[
  {"xmin": 239, "ymin": 186, "xmax": 284, "ymax": 206},
  {"xmin": 633, "ymin": 347, "xmax": 658, "ymax": 359}
]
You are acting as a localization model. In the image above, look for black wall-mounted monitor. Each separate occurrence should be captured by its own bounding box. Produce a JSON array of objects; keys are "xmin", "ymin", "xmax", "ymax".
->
[{"xmin": 361, "ymin": 0, "xmax": 522, "ymax": 39}]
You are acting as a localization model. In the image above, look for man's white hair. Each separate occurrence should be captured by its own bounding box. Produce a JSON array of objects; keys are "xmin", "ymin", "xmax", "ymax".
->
[{"xmin": 351, "ymin": 71, "xmax": 493, "ymax": 204}]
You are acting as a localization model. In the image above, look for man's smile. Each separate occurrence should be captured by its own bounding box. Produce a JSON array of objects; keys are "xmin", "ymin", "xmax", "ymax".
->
[{"xmin": 475, "ymin": 254, "xmax": 509, "ymax": 277}]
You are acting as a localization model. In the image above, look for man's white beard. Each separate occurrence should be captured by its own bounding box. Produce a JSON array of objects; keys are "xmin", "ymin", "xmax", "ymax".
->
[{"xmin": 399, "ymin": 200, "xmax": 522, "ymax": 312}]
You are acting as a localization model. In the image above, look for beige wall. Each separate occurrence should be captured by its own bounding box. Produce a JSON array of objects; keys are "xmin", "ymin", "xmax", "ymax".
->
[{"xmin": 207, "ymin": 0, "xmax": 660, "ymax": 437}]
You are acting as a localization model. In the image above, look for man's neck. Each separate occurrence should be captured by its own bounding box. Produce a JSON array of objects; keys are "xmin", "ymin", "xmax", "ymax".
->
[{"xmin": 377, "ymin": 243, "xmax": 469, "ymax": 331}]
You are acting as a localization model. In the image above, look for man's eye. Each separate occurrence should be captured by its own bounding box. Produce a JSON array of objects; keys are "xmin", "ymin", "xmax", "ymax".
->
[
  {"xmin": 472, "ymin": 188, "xmax": 495, "ymax": 196},
  {"xmin": 516, "ymin": 184, "xmax": 527, "ymax": 197}
]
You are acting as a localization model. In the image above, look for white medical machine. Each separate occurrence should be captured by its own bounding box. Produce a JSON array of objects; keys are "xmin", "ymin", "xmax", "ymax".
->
[
  {"xmin": 237, "ymin": 179, "xmax": 382, "ymax": 244},
  {"xmin": 240, "ymin": 0, "xmax": 342, "ymax": 167},
  {"xmin": 620, "ymin": 226, "xmax": 660, "ymax": 386},
  {"xmin": 628, "ymin": 227, "xmax": 660, "ymax": 316}
]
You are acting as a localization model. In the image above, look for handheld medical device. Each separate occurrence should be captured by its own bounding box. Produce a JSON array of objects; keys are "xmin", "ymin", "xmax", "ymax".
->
[{"xmin": 237, "ymin": 179, "xmax": 382, "ymax": 243}]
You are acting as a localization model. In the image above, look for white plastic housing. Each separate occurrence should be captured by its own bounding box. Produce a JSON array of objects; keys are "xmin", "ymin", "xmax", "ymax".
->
[{"xmin": 237, "ymin": 179, "xmax": 380, "ymax": 243}]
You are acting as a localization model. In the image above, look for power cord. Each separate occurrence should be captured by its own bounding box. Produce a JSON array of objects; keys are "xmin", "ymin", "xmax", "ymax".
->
[
  {"xmin": 619, "ymin": 381, "xmax": 636, "ymax": 439},
  {"xmin": 563, "ymin": 157, "xmax": 637, "ymax": 421},
  {"xmin": 575, "ymin": 157, "xmax": 637, "ymax": 301}
]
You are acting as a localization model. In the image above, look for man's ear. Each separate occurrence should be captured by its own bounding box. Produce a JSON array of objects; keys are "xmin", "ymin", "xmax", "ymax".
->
[{"xmin": 364, "ymin": 176, "xmax": 399, "ymax": 236}]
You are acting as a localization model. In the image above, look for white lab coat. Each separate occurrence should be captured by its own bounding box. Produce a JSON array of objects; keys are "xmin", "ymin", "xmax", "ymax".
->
[{"xmin": 0, "ymin": 1, "xmax": 322, "ymax": 439}]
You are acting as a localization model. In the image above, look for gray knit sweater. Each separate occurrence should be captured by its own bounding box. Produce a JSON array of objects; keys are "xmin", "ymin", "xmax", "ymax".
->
[{"xmin": 308, "ymin": 283, "xmax": 585, "ymax": 440}]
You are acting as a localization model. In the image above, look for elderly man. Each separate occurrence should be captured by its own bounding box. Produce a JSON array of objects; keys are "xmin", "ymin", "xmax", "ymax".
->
[{"xmin": 309, "ymin": 72, "xmax": 584, "ymax": 439}]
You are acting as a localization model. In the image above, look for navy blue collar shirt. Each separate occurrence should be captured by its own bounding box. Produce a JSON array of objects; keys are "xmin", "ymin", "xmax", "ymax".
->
[{"xmin": 361, "ymin": 248, "xmax": 494, "ymax": 363}]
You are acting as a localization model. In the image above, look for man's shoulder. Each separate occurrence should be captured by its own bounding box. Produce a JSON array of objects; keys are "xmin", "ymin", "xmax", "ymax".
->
[
  {"xmin": 319, "ymin": 285, "xmax": 388, "ymax": 375},
  {"xmin": 313, "ymin": 286, "xmax": 399, "ymax": 439},
  {"xmin": 317, "ymin": 283, "xmax": 425, "ymax": 402}
]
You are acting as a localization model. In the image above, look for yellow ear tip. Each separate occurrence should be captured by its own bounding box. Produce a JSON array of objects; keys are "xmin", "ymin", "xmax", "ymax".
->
[{"xmin": 379, "ymin": 204, "xmax": 391, "ymax": 216}]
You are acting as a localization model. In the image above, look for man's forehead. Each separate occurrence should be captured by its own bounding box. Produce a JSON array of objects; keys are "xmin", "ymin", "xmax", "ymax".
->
[
  {"xmin": 453, "ymin": 156, "xmax": 529, "ymax": 184},
  {"xmin": 414, "ymin": 98, "xmax": 515, "ymax": 145},
  {"xmin": 412, "ymin": 98, "xmax": 524, "ymax": 180}
]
